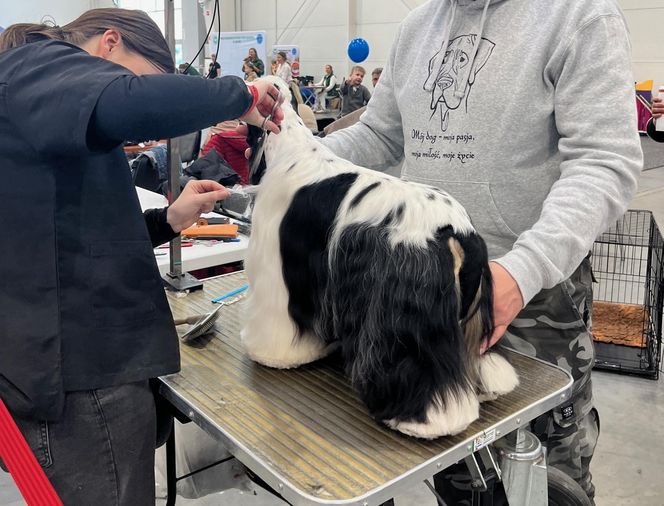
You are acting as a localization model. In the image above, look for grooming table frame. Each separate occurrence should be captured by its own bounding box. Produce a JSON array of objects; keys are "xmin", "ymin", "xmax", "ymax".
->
[{"xmin": 159, "ymin": 272, "xmax": 573, "ymax": 505}]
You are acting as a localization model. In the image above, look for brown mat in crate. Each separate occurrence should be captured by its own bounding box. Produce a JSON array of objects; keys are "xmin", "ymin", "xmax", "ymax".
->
[{"xmin": 592, "ymin": 301, "xmax": 646, "ymax": 348}]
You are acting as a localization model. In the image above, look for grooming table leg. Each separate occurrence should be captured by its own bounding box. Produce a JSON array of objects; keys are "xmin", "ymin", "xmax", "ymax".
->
[
  {"xmin": 166, "ymin": 427, "xmax": 177, "ymax": 506},
  {"xmin": 432, "ymin": 448, "xmax": 507, "ymax": 506}
]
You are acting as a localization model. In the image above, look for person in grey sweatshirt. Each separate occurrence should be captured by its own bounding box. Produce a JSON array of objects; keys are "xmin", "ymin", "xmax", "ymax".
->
[
  {"xmin": 322, "ymin": 0, "xmax": 643, "ymax": 502},
  {"xmin": 647, "ymin": 94, "xmax": 664, "ymax": 142}
]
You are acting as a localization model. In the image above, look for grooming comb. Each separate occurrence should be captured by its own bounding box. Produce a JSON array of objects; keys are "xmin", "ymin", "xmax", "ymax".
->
[{"xmin": 177, "ymin": 291, "xmax": 247, "ymax": 343}]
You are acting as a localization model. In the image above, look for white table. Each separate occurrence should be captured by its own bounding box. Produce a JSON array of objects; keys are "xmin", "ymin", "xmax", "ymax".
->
[
  {"xmin": 154, "ymin": 235, "xmax": 249, "ymax": 276},
  {"xmin": 136, "ymin": 187, "xmax": 249, "ymax": 276}
]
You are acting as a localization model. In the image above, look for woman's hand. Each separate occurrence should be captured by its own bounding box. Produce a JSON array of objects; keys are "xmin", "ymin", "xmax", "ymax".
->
[
  {"xmin": 481, "ymin": 262, "xmax": 524, "ymax": 353},
  {"xmin": 652, "ymin": 96, "xmax": 664, "ymax": 120},
  {"xmin": 167, "ymin": 180, "xmax": 230, "ymax": 233},
  {"xmin": 241, "ymin": 80, "xmax": 285, "ymax": 134}
]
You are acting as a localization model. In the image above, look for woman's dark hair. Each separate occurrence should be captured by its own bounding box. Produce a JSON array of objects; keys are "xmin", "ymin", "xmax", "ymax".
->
[
  {"xmin": 0, "ymin": 8, "xmax": 175, "ymax": 73},
  {"xmin": 277, "ymin": 51, "xmax": 288, "ymax": 61}
]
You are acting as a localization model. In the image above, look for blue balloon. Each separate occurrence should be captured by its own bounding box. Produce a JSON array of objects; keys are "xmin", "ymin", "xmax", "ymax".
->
[{"xmin": 347, "ymin": 38, "xmax": 369, "ymax": 63}]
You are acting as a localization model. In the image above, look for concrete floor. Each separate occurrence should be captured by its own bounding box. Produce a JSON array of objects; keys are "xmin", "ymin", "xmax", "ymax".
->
[{"xmin": 2, "ymin": 142, "xmax": 664, "ymax": 505}]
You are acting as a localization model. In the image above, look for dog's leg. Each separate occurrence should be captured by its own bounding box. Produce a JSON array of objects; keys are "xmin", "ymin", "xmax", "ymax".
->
[
  {"xmin": 241, "ymin": 261, "xmax": 334, "ymax": 368},
  {"xmin": 476, "ymin": 352, "xmax": 519, "ymax": 402},
  {"xmin": 241, "ymin": 301, "xmax": 334, "ymax": 368},
  {"xmin": 384, "ymin": 389, "xmax": 480, "ymax": 439},
  {"xmin": 241, "ymin": 171, "xmax": 336, "ymax": 368}
]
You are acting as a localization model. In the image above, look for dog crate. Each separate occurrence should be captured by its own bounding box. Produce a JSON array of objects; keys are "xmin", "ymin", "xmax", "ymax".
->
[{"xmin": 591, "ymin": 209, "xmax": 664, "ymax": 379}]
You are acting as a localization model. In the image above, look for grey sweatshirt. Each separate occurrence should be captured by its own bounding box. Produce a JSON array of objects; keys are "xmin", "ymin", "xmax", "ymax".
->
[{"xmin": 322, "ymin": 0, "xmax": 643, "ymax": 305}]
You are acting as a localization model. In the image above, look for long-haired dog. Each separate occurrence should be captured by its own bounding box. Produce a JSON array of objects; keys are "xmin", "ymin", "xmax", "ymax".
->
[{"xmin": 241, "ymin": 77, "xmax": 518, "ymax": 439}]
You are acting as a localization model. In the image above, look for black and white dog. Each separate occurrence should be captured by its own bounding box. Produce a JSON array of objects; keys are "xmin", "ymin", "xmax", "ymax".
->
[{"xmin": 241, "ymin": 77, "xmax": 518, "ymax": 439}]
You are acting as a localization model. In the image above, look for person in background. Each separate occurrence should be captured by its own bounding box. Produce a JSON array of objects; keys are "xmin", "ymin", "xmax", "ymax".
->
[
  {"xmin": 291, "ymin": 58, "xmax": 301, "ymax": 79},
  {"xmin": 321, "ymin": 1, "xmax": 642, "ymax": 503},
  {"xmin": 243, "ymin": 60, "xmax": 258, "ymax": 82},
  {"xmin": 371, "ymin": 67, "xmax": 383, "ymax": 88},
  {"xmin": 207, "ymin": 53, "xmax": 220, "ymax": 78},
  {"xmin": 322, "ymin": 67, "xmax": 381, "ymax": 132},
  {"xmin": 647, "ymin": 94, "xmax": 664, "ymax": 142},
  {"xmin": 244, "ymin": 47, "xmax": 264, "ymax": 77},
  {"xmin": 339, "ymin": 65, "xmax": 371, "ymax": 116},
  {"xmin": 178, "ymin": 61, "xmax": 201, "ymax": 76},
  {"xmin": 274, "ymin": 50, "xmax": 292, "ymax": 84},
  {"xmin": 312, "ymin": 64, "xmax": 339, "ymax": 112},
  {"xmin": 201, "ymin": 120, "xmax": 252, "ymax": 185},
  {"xmin": 0, "ymin": 9, "xmax": 283, "ymax": 504}
]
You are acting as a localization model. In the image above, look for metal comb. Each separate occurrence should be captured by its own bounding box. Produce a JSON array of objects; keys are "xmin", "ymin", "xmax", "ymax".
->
[{"xmin": 176, "ymin": 291, "xmax": 247, "ymax": 343}]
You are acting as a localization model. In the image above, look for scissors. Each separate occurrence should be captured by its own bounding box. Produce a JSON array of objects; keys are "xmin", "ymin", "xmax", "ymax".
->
[{"xmin": 247, "ymin": 88, "xmax": 282, "ymax": 182}]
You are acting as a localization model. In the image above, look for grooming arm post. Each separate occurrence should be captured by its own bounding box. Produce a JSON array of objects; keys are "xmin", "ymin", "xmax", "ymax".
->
[{"xmin": 162, "ymin": 0, "xmax": 203, "ymax": 292}]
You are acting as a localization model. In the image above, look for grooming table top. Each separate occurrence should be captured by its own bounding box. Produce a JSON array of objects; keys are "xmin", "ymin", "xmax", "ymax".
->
[{"xmin": 160, "ymin": 272, "xmax": 573, "ymax": 506}]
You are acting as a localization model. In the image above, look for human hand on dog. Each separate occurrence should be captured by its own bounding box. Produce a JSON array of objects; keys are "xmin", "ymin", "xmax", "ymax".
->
[
  {"xmin": 167, "ymin": 180, "xmax": 230, "ymax": 233},
  {"xmin": 241, "ymin": 81, "xmax": 285, "ymax": 134},
  {"xmin": 481, "ymin": 262, "xmax": 524, "ymax": 353}
]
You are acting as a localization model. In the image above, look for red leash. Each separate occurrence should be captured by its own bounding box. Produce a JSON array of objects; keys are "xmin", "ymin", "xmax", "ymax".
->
[{"xmin": 0, "ymin": 399, "xmax": 62, "ymax": 505}]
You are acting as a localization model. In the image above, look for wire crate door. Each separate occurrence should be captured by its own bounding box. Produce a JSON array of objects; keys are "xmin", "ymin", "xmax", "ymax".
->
[{"xmin": 591, "ymin": 210, "xmax": 663, "ymax": 378}]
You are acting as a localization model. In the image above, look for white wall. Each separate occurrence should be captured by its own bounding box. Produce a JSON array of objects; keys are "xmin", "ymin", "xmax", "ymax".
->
[
  {"xmin": 619, "ymin": 0, "xmax": 664, "ymax": 86},
  {"xmin": 224, "ymin": 0, "xmax": 428, "ymax": 82},
  {"xmin": 0, "ymin": 0, "xmax": 115, "ymax": 27},
  {"xmin": 6, "ymin": 1, "xmax": 663, "ymax": 89},
  {"xmin": 220, "ymin": 0, "xmax": 664, "ymax": 89}
]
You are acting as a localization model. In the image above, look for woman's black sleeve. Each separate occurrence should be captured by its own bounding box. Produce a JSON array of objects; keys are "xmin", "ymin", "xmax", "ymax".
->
[
  {"xmin": 144, "ymin": 207, "xmax": 179, "ymax": 248},
  {"xmin": 88, "ymin": 74, "xmax": 253, "ymax": 149}
]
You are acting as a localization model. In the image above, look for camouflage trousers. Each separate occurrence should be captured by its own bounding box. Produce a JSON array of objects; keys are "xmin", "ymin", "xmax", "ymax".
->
[{"xmin": 433, "ymin": 256, "xmax": 600, "ymax": 504}]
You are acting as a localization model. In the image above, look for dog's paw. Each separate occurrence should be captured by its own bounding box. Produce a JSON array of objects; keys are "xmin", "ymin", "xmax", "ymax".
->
[
  {"xmin": 478, "ymin": 352, "xmax": 519, "ymax": 399},
  {"xmin": 384, "ymin": 389, "xmax": 480, "ymax": 439}
]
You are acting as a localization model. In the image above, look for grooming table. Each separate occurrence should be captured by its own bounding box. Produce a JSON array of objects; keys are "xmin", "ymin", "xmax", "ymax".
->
[{"xmin": 160, "ymin": 272, "xmax": 573, "ymax": 505}]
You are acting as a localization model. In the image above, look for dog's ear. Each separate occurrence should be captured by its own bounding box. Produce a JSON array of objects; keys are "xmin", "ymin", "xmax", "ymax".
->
[
  {"xmin": 246, "ymin": 124, "xmax": 267, "ymax": 185},
  {"xmin": 456, "ymin": 232, "xmax": 494, "ymax": 359},
  {"xmin": 245, "ymin": 124, "xmax": 264, "ymax": 153}
]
